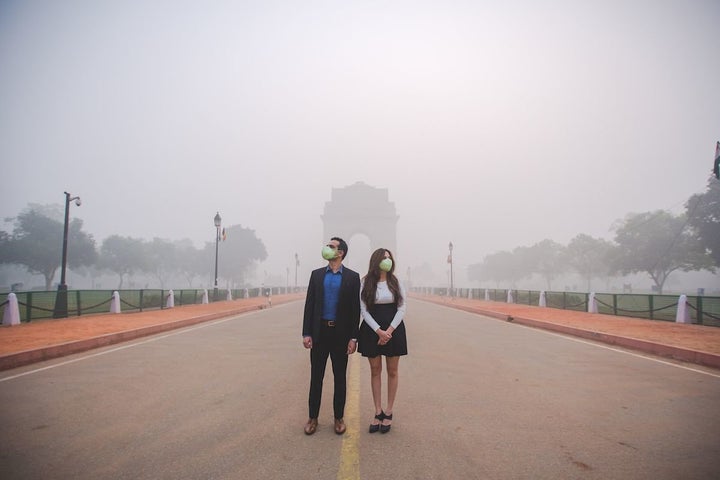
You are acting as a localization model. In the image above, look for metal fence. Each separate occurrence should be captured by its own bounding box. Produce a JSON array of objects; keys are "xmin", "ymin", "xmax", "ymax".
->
[
  {"xmin": 0, "ymin": 286, "xmax": 300, "ymax": 323},
  {"xmin": 412, "ymin": 287, "xmax": 720, "ymax": 327}
]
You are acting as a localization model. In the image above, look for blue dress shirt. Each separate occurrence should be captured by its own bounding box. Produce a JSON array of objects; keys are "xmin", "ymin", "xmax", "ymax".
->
[{"xmin": 322, "ymin": 266, "xmax": 343, "ymax": 320}]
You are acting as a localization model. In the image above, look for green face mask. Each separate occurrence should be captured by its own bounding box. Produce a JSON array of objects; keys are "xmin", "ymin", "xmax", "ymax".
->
[
  {"xmin": 322, "ymin": 245, "xmax": 337, "ymax": 260},
  {"xmin": 379, "ymin": 258, "xmax": 393, "ymax": 272}
]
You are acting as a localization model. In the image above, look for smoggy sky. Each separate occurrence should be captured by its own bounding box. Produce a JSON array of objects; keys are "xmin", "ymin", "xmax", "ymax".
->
[{"xmin": 1, "ymin": 0, "xmax": 719, "ymax": 286}]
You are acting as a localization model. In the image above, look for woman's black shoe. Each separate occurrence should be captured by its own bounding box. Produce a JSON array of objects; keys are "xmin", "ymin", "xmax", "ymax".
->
[
  {"xmin": 380, "ymin": 413, "xmax": 393, "ymax": 433},
  {"xmin": 369, "ymin": 411, "xmax": 385, "ymax": 433}
]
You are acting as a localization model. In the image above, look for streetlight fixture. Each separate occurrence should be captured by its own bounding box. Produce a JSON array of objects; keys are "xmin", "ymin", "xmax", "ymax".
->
[
  {"xmin": 448, "ymin": 241, "xmax": 454, "ymax": 298},
  {"xmin": 53, "ymin": 191, "xmax": 81, "ymax": 318},
  {"xmin": 213, "ymin": 212, "xmax": 221, "ymax": 300}
]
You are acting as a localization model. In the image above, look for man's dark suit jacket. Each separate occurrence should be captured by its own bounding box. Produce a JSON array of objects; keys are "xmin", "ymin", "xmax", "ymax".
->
[{"xmin": 302, "ymin": 266, "xmax": 361, "ymax": 347}]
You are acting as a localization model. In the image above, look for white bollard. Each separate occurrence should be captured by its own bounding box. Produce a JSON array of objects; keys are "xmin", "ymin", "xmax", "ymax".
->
[
  {"xmin": 110, "ymin": 291, "xmax": 121, "ymax": 313},
  {"xmin": 226, "ymin": 289, "xmax": 232, "ymax": 301},
  {"xmin": 202, "ymin": 289, "xmax": 209, "ymax": 304},
  {"xmin": 244, "ymin": 288, "xmax": 249, "ymax": 299},
  {"xmin": 676, "ymin": 294, "xmax": 692, "ymax": 323},
  {"xmin": 588, "ymin": 292, "xmax": 598, "ymax": 313},
  {"xmin": 166, "ymin": 290, "xmax": 175, "ymax": 308},
  {"xmin": 467, "ymin": 289, "xmax": 471, "ymax": 299},
  {"xmin": 2, "ymin": 293, "xmax": 20, "ymax": 326},
  {"xmin": 507, "ymin": 289, "xmax": 514, "ymax": 303},
  {"xmin": 539, "ymin": 291, "xmax": 547, "ymax": 307},
  {"xmin": 484, "ymin": 289, "xmax": 489, "ymax": 301}
]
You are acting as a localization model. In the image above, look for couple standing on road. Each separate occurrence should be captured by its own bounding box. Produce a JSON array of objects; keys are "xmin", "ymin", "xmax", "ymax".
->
[{"xmin": 301, "ymin": 236, "xmax": 408, "ymax": 436}]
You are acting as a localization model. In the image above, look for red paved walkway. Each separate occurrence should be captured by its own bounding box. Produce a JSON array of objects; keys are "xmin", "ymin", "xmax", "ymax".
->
[
  {"xmin": 0, "ymin": 294, "xmax": 303, "ymax": 371},
  {"xmin": 414, "ymin": 294, "xmax": 720, "ymax": 369}
]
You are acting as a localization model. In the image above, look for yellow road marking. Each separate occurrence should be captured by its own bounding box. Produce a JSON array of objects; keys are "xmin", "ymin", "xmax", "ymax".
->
[{"xmin": 337, "ymin": 353, "xmax": 360, "ymax": 480}]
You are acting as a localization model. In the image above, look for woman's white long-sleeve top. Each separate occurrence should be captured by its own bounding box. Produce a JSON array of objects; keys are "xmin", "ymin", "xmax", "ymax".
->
[{"xmin": 359, "ymin": 279, "xmax": 407, "ymax": 332}]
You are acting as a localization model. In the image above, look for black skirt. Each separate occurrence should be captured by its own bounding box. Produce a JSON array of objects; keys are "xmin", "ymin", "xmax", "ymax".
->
[{"xmin": 358, "ymin": 302, "xmax": 408, "ymax": 357}]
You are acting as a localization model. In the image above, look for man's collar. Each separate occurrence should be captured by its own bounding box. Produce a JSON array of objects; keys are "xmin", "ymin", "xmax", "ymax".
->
[{"xmin": 326, "ymin": 264, "xmax": 344, "ymax": 274}]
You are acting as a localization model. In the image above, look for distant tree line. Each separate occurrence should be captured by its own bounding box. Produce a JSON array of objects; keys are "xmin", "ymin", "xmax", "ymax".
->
[
  {"xmin": 0, "ymin": 204, "xmax": 267, "ymax": 290},
  {"xmin": 468, "ymin": 178, "xmax": 719, "ymax": 294}
]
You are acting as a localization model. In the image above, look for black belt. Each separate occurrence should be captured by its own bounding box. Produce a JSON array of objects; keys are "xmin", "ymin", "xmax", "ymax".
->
[{"xmin": 322, "ymin": 320, "xmax": 336, "ymax": 327}]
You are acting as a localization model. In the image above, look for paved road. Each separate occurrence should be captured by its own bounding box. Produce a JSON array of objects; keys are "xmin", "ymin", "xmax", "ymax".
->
[{"xmin": 1, "ymin": 299, "xmax": 719, "ymax": 479}]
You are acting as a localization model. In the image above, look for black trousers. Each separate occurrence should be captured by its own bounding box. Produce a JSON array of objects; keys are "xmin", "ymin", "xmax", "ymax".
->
[{"xmin": 308, "ymin": 326, "xmax": 348, "ymax": 419}]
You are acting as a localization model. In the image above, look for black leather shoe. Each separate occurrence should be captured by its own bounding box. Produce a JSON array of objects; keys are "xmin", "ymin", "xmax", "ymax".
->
[
  {"xmin": 369, "ymin": 411, "xmax": 385, "ymax": 433},
  {"xmin": 380, "ymin": 413, "xmax": 393, "ymax": 433}
]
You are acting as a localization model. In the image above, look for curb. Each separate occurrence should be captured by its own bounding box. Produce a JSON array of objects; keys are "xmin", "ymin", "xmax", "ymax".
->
[
  {"xmin": 0, "ymin": 305, "xmax": 263, "ymax": 372},
  {"xmin": 439, "ymin": 302, "xmax": 720, "ymax": 370},
  {"xmin": 509, "ymin": 314, "xmax": 720, "ymax": 369}
]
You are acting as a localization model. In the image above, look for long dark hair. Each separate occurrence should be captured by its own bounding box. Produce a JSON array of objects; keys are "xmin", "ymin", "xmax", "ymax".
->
[{"xmin": 361, "ymin": 248, "xmax": 403, "ymax": 309}]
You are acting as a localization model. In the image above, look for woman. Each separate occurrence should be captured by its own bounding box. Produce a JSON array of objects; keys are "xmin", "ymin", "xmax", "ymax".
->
[{"xmin": 358, "ymin": 248, "xmax": 407, "ymax": 434}]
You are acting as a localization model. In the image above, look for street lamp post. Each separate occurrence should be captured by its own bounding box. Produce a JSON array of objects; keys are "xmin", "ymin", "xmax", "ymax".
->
[
  {"xmin": 294, "ymin": 253, "xmax": 299, "ymax": 290},
  {"xmin": 53, "ymin": 191, "xmax": 81, "ymax": 318},
  {"xmin": 448, "ymin": 241, "xmax": 454, "ymax": 298},
  {"xmin": 213, "ymin": 212, "xmax": 221, "ymax": 301}
]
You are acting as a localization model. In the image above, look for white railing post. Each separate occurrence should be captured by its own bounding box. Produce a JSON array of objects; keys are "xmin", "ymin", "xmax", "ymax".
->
[
  {"xmin": 484, "ymin": 289, "xmax": 489, "ymax": 301},
  {"xmin": 2, "ymin": 293, "xmax": 20, "ymax": 326},
  {"xmin": 539, "ymin": 291, "xmax": 546, "ymax": 307},
  {"xmin": 588, "ymin": 292, "xmax": 598, "ymax": 313},
  {"xmin": 676, "ymin": 294, "xmax": 692, "ymax": 323},
  {"xmin": 110, "ymin": 291, "xmax": 121, "ymax": 313},
  {"xmin": 507, "ymin": 289, "xmax": 514, "ymax": 303},
  {"xmin": 166, "ymin": 290, "xmax": 175, "ymax": 308},
  {"xmin": 226, "ymin": 289, "xmax": 232, "ymax": 301},
  {"xmin": 202, "ymin": 289, "xmax": 209, "ymax": 304}
]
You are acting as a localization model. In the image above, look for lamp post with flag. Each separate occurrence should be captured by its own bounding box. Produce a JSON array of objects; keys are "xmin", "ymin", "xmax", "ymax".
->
[{"xmin": 213, "ymin": 212, "xmax": 221, "ymax": 301}]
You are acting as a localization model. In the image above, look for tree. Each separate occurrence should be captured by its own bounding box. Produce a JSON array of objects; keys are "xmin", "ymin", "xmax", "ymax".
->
[
  {"xmin": 0, "ymin": 206, "xmax": 97, "ymax": 290},
  {"xmin": 144, "ymin": 238, "xmax": 178, "ymax": 288},
  {"xmin": 566, "ymin": 234, "xmax": 614, "ymax": 291},
  {"xmin": 468, "ymin": 250, "xmax": 527, "ymax": 288},
  {"xmin": 97, "ymin": 235, "xmax": 147, "ymax": 289},
  {"xmin": 211, "ymin": 224, "xmax": 267, "ymax": 287},
  {"xmin": 174, "ymin": 239, "xmax": 206, "ymax": 287},
  {"xmin": 524, "ymin": 239, "xmax": 566, "ymax": 290},
  {"xmin": 611, "ymin": 210, "xmax": 714, "ymax": 293},
  {"xmin": 686, "ymin": 178, "xmax": 720, "ymax": 267}
]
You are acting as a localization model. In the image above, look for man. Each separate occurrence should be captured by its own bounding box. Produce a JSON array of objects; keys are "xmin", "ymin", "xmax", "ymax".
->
[{"xmin": 302, "ymin": 236, "xmax": 361, "ymax": 435}]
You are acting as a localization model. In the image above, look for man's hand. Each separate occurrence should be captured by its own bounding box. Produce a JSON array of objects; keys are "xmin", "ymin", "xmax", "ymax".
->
[
  {"xmin": 303, "ymin": 336, "xmax": 313, "ymax": 349},
  {"xmin": 347, "ymin": 339, "xmax": 357, "ymax": 354}
]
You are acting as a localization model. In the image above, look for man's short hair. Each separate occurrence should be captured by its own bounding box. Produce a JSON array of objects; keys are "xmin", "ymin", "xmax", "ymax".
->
[{"xmin": 331, "ymin": 236, "xmax": 348, "ymax": 260}]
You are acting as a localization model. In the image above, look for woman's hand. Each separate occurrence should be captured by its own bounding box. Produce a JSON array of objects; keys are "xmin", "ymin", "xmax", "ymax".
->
[{"xmin": 376, "ymin": 328, "xmax": 392, "ymax": 345}]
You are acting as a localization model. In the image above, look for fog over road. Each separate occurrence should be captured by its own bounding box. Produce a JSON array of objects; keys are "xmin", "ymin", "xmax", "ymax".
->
[{"xmin": 1, "ymin": 300, "xmax": 719, "ymax": 479}]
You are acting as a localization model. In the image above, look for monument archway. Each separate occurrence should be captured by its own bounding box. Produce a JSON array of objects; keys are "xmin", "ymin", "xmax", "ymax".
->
[{"xmin": 321, "ymin": 182, "xmax": 399, "ymax": 267}]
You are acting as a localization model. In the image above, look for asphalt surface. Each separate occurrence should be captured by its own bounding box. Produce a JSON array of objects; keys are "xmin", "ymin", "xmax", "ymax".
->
[{"xmin": 1, "ymin": 298, "xmax": 719, "ymax": 479}]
